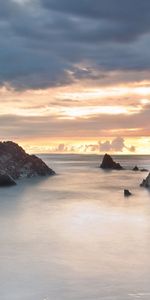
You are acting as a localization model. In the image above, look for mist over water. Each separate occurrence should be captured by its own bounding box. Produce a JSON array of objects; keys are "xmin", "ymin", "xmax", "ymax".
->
[{"xmin": 0, "ymin": 154, "xmax": 150, "ymax": 300}]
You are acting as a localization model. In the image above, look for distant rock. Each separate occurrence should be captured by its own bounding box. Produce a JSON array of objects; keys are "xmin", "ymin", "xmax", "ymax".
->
[
  {"xmin": 140, "ymin": 168, "xmax": 149, "ymax": 172},
  {"xmin": 0, "ymin": 173, "xmax": 16, "ymax": 187},
  {"xmin": 124, "ymin": 189, "xmax": 132, "ymax": 197},
  {"xmin": 133, "ymin": 166, "xmax": 139, "ymax": 171},
  {"xmin": 0, "ymin": 141, "xmax": 55, "ymax": 186},
  {"xmin": 140, "ymin": 173, "xmax": 150, "ymax": 188},
  {"xmin": 132, "ymin": 166, "xmax": 148, "ymax": 172},
  {"xmin": 100, "ymin": 153, "xmax": 123, "ymax": 170}
]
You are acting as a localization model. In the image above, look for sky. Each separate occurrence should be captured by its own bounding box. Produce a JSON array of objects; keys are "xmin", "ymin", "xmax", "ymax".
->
[{"xmin": 0, "ymin": 0, "xmax": 150, "ymax": 154}]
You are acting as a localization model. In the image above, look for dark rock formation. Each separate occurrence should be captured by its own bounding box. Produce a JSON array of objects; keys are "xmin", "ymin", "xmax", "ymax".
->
[
  {"xmin": 132, "ymin": 166, "xmax": 148, "ymax": 172},
  {"xmin": 0, "ymin": 173, "xmax": 16, "ymax": 187},
  {"xmin": 140, "ymin": 168, "xmax": 149, "ymax": 172},
  {"xmin": 140, "ymin": 173, "xmax": 150, "ymax": 188},
  {"xmin": 100, "ymin": 153, "xmax": 123, "ymax": 170},
  {"xmin": 133, "ymin": 166, "xmax": 139, "ymax": 171},
  {"xmin": 0, "ymin": 141, "xmax": 55, "ymax": 184},
  {"xmin": 124, "ymin": 189, "xmax": 132, "ymax": 197}
]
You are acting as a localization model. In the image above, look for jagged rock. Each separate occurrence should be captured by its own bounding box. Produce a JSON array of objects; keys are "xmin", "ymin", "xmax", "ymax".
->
[
  {"xmin": 124, "ymin": 189, "xmax": 132, "ymax": 197},
  {"xmin": 0, "ymin": 141, "xmax": 55, "ymax": 183},
  {"xmin": 0, "ymin": 173, "xmax": 16, "ymax": 187},
  {"xmin": 133, "ymin": 166, "xmax": 139, "ymax": 171},
  {"xmin": 100, "ymin": 153, "xmax": 123, "ymax": 170},
  {"xmin": 140, "ymin": 173, "xmax": 150, "ymax": 188}
]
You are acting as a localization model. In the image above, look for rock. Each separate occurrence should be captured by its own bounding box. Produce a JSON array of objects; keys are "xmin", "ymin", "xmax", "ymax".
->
[
  {"xmin": 124, "ymin": 189, "xmax": 132, "ymax": 197},
  {"xmin": 133, "ymin": 166, "xmax": 139, "ymax": 171},
  {"xmin": 22, "ymin": 154, "xmax": 56, "ymax": 177},
  {"xmin": 100, "ymin": 153, "xmax": 123, "ymax": 170},
  {"xmin": 0, "ymin": 173, "xmax": 16, "ymax": 187},
  {"xmin": 132, "ymin": 166, "xmax": 148, "ymax": 172},
  {"xmin": 140, "ymin": 168, "xmax": 149, "ymax": 172},
  {"xmin": 0, "ymin": 141, "xmax": 55, "ymax": 183},
  {"xmin": 140, "ymin": 173, "xmax": 150, "ymax": 188}
]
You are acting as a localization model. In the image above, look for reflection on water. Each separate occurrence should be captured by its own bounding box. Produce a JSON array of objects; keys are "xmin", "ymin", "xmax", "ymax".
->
[{"xmin": 0, "ymin": 154, "xmax": 150, "ymax": 300}]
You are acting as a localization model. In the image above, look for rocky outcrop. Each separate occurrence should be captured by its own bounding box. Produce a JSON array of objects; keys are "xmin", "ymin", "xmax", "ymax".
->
[
  {"xmin": 124, "ymin": 189, "xmax": 132, "ymax": 197},
  {"xmin": 140, "ymin": 173, "xmax": 150, "ymax": 188},
  {"xmin": 0, "ymin": 141, "xmax": 55, "ymax": 184},
  {"xmin": 100, "ymin": 153, "xmax": 123, "ymax": 170},
  {"xmin": 0, "ymin": 173, "xmax": 16, "ymax": 187}
]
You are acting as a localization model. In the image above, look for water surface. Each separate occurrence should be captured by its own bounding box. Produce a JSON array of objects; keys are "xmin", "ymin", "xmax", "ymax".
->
[{"xmin": 0, "ymin": 154, "xmax": 150, "ymax": 300}]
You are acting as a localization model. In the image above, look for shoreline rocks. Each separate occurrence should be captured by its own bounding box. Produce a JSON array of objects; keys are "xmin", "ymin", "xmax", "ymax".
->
[
  {"xmin": 100, "ymin": 153, "xmax": 123, "ymax": 170},
  {"xmin": 0, "ymin": 141, "xmax": 55, "ymax": 186},
  {"xmin": 140, "ymin": 173, "xmax": 150, "ymax": 188},
  {"xmin": 0, "ymin": 173, "xmax": 16, "ymax": 187}
]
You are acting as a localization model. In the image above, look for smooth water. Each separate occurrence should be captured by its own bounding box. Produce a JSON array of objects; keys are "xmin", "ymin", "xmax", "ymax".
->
[{"xmin": 0, "ymin": 154, "xmax": 150, "ymax": 300}]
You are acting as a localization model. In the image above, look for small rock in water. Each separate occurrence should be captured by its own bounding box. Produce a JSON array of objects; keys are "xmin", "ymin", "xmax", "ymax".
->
[
  {"xmin": 124, "ymin": 189, "xmax": 132, "ymax": 197},
  {"xmin": 133, "ymin": 166, "xmax": 139, "ymax": 171},
  {"xmin": 140, "ymin": 168, "xmax": 148, "ymax": 172}
]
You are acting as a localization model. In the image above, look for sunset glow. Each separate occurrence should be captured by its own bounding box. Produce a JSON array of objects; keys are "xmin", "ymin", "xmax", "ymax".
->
[{"xmin": 1, "ymin": 81, "xmax": 150, "ymax": 154}]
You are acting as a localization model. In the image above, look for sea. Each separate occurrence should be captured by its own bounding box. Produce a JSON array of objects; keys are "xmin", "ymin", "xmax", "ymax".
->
[{"xmin": 0, "ymin": 154, "xmax": 150, "ymax": 300}]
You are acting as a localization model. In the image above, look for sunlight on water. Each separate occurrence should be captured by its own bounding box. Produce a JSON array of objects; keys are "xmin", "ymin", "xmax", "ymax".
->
[{"xmin": 0, "ymin": 154, "xmax": 150, "ymax": 300}]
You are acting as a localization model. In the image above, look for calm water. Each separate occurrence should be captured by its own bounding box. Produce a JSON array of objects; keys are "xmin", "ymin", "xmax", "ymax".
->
[{"xmin": 0, "ymin": 154, "xmax": 150, "ymax": 300}]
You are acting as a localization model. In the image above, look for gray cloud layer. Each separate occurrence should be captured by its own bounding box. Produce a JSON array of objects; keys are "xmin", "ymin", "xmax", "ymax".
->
[{"xmin": 1, "ymin": 0, "xmax": 150, "ymax": 89}]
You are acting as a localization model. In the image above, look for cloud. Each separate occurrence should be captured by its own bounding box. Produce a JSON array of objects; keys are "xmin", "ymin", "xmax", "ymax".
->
[
  {"xmin": 0, "ymin": 0, "xmax": 150, "ymax": 89},
  {"xmin": 85, "ymin": 144, "xmax": 99, "ymax": 152},
  {"xmin": 127, "ymin": 145, "xmax": 136, "ymax": 152},
  {"xmin": 99, "ymin": 137, "xmax": 136, "ymax": 152},
  {"xmin": 55, "ymin": 143, "xmax": 68, "ymax": 152},
  {"xmin": 0, "ymin": 103, "xmax": 150, "ymax": 140},
  {"xmin": 30, "ymin": 140, "xmax": 136, "ymax": 154},
  {"xmin": 43, "ymin": 0, "xmax": 150, "ymax": 42}
]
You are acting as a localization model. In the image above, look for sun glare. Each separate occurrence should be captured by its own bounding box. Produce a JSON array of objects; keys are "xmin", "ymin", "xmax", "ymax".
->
[
  {"xmin": 135, "ymin": 86, "xmax": 150, "ymax": 96},
  {"xmin": 62, "ymin": 105, "xmax": 140, "ymax": 119}
]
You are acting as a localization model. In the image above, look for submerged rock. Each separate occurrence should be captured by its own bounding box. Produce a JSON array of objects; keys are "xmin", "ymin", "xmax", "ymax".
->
[
  {"xmin": 0, "ymin": 173, "xmax": 16, "ymax": 187},
  {"xmin": 124, "ymin": 189, "xmax": 132, "ymax": 197},
  {"xmin": 140, "ymin": 173, "xmax": 150, "ymax": 188},
  {"xmin": 100, "ymin": 153, "xmax": 123, "ymax": 170},
  {"xmin": 0, "ymin": 141, "xmax": 55, "ymax": 185}
]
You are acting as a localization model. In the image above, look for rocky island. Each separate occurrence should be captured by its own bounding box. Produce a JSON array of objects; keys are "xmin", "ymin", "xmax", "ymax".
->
[
  {"xmin": 0, "ymin": 141, "xmax": 55, "ymax": 187},
  {"xmin": 100, "ymin": 153, "xmax": 123, "ymax": 170}
]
